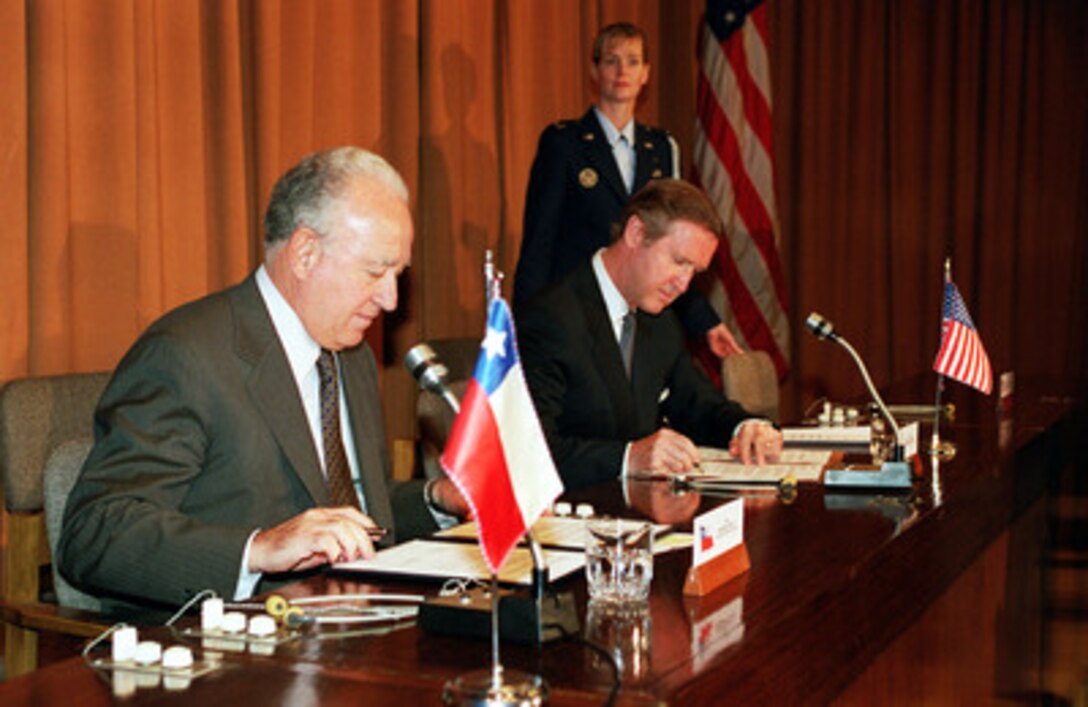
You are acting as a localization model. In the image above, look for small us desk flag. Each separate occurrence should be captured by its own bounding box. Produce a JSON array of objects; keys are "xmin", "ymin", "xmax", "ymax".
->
[
  {"xmin": 441, "ymin": 297, "xmax": 563, "ymax": 573},
  {"xmin": 933, "ymin": 282, "xmax": 993, "ymax": 395}
]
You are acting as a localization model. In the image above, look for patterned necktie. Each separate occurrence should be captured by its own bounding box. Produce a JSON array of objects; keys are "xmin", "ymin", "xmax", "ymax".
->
[
  {"xmin": 619, "ymin": 310, "xmax": 636, "ymax": 378},
  {"xmin": 316, "ymin": 349, "xmax": 360, "ymax": 509}
]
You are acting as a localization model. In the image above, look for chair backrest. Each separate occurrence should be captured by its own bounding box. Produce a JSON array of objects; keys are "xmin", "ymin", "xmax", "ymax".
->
[
  {"xmin": 721, "ymin": 351, "xmax": 780, "ymax": 423},
  {"xmin": 415, "ymin": 338, "xmax": 479, "ymax": 480},
  {"xmin": 43, "ymin": 438, "xmax": 101, "ymax": 610},
  {"xmin": 0, "ymin": 372, "xmax": 109, "ymax": 605}
]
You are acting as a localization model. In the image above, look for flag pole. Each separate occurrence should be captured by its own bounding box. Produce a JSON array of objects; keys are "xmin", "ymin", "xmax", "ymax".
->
[
  {"xmin": 443, "ymin": 251, "xmax": 549, "ymax": 706},
  {"xmin": 485, "ymin": 252, "xmax": 503, "ymax": 690},
  {"xmin": 484, "ymin": 251, "xmax": 504, "ymax": 689},
  {"xmin": 930, "ymin": 259, "xmax": 953, "ymax": 458}
]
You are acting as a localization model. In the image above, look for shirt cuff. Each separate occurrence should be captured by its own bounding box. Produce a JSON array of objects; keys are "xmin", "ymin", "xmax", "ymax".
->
[
  {"xmin": 234, "ymin": 529, "xmax": 263, "ymax": 600},
  {"xmin": 424, "ymin": 478, "xmax": 460, "ymax": 530},
  {"xmin": 731, "ymin": 418, "xmax": 772, "ymax": 440}
]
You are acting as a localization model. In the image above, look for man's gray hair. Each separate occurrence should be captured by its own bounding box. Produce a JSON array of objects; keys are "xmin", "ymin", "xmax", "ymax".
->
[{"xmin": 263, "ymin": 146, "xmax": 409, "ymax": 247}]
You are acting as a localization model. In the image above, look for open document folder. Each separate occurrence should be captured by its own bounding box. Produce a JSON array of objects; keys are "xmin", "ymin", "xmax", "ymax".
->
[
  {"xmin": 334, "ymin": 516, "xmax": 685, "ymax": 586},
  {"xmin": 334, "ymin": 539, "xmax": 584, "ymax": 586},
  {"xmin": 681, "ymin": 447, "xmax": 832, "ymax": 483}
]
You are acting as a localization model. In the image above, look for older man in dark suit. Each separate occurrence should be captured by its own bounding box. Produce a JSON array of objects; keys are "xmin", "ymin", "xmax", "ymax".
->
[
  {"xmin": 59, "ymin": 147, "xmax": 465, "ymax": 611},
  {"xmin": 516, "ymin": 179, "xmax": 782, "ymax": 492}
]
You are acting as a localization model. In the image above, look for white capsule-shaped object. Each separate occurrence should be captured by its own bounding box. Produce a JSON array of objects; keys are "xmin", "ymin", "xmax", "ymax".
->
[
  {"xmin": 553, "ymin": 501, "xmax": 572, "ymax": 516},
  {"xmin": 111, "ymin": 625, "xmax": 138, "ymax": 663},
  {"xmin": 111, "ymin": 668, "xmax": 136, "ymax": 698},
  {"xmin": 163, "ymin": 673, "xmax": 193, "ymax": 692},
  {"xmin": 133, "ymin": 640, "xmax": 162, "ymax": 666},
  {"xmin": 201, "ymin": 597, "xmax": 224, "ymax": 631},
  {"xmin": 575, "ymin": 503, "xmax": 594, "ymax": 519},
  {"xmin": 161, "ymin": 645, "xmax": 194, "ymax": 670},
  {"xmin": 220, "ymin": 611, "xmax": 247, "ymax": 633},
  {"xmin": 247, "ymin": 614, "xmax": 277, "ymax": 637}
]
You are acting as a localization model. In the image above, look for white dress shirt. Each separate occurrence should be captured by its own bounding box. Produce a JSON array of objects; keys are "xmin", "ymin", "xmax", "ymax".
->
[
  {"xmin": 594, "ymin": 107, "xmax": 636, "ymax": 193},
  {"xmin": 233, "ymin": 266, "xmax": 367, "ymax": 599}
]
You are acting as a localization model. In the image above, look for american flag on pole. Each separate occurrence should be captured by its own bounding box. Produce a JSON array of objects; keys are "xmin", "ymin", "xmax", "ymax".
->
[
  {"xmin": 441, "ymin": 297, "xmax": 563, "ymax": 573},
  {"xmin": 692, "ymin": 0, "xmax": 790, "ymax": 379},
  {"xmin": 933, "ymin": 282, "xmax": 993, "ymax": 395}
]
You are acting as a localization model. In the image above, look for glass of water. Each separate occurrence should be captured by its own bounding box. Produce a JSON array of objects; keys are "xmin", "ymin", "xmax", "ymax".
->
[{"xmin": 585, "ymin": 518, "xmax": 654, "ymax": 605}]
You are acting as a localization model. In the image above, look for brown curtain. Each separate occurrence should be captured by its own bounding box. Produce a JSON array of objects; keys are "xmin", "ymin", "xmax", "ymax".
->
[
  {"xmin": 2, "ymin": 0, "xmax": 1085, "ymax": 443},
  {"xmin": 772, "ymin": 0, "xmax": 1088, "ymax": 416}
]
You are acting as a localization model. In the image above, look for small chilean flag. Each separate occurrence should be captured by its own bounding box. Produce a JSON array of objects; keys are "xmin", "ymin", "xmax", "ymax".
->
[{"xmin": 441, "ymin": 297, "xmax": 564, "ymax": 573}]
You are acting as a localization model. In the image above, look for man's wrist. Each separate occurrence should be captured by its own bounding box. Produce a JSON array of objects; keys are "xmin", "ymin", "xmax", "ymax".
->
[{"xmin": 423, "ymin": 477, "xmax": 443, "ymax": 514}]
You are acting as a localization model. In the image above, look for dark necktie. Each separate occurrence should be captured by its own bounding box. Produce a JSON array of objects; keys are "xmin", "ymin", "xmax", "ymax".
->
[
  {"xmin": 619, "ymin": 310, "xmax": 636, "ymax": 378},
  {"xmin": 316, "ymin": 349, "xmax": 360, "ymax": 509}
]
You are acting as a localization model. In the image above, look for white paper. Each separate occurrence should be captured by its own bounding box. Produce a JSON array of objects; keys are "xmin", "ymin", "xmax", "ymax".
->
[
  {"xmin": 691, "ymin": 497, "xmax": 744, "ymax": 568},
  {"xmin": 899, "ymin": 421, "xmax": 919, "ymax": 458},
  {"xmin": 693, "ymin": 447, "xmax": 830, "ymax": 483},
  {"xmin": 781, "ymin": 425, "xmax": 872, "ymax": 446},
  {"xmin": 437, "ymin": 516, "xmax": 671, "ymax": 552},
  {"xmin": 334, "ymin": 539, "xmax": 584, "ymax": 586}
]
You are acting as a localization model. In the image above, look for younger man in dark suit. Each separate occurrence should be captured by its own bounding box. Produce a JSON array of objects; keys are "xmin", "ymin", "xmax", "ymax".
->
[
  {"xmin": 60, "ymin": 147, "xmax": 466, "ymax": 611},
  {"xmin": 516, "ymin": 179, "xmax": 782, "ymax": 491}
]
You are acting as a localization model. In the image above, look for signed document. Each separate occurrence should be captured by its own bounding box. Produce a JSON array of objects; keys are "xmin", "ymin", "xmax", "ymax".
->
[
  {"xmin": 691, "ymin": 447, "xmax": 832, "ymax": 483},
  {"xmin": 335, "ymin": 539, "xmax": 585, "ymax": 586}
]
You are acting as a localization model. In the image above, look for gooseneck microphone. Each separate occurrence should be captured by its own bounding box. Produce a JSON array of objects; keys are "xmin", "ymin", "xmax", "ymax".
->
[
  {"xmin": 805, "ymin": 312, "xmax": 912, "ymax": 489},
  {"xmin": 404, "ymin": 343, "xmax": 461, "ymax": 414},
  {"xmin": 804, "ymin": 312, "xmax": 902, "ymax": 458}
]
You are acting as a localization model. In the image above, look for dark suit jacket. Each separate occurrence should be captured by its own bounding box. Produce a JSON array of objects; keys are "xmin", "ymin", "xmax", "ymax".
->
[
  {"xmin": 516, "ymin": 263, "xmax": 753, "ymax": 491},
  {"xmin": 514, "ymin": 108, "xmax": 720, "ymax": 336},
  {"xmin": 59, "ymin": 274, "xmax": 433, "ymax": 610}
]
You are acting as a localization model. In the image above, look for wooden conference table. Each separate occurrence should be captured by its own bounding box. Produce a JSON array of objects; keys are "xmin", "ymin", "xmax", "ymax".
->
[{"xmin": 0, "ymin": 380, "xmax": 1079, "ymax": 705}]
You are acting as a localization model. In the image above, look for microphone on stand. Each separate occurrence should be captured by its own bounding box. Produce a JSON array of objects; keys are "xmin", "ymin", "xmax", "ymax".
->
[
  {"xmin": 404, "ymin": 343, "xmax": 461, "ymax": 414},
  {"xmin": 804, "ymin": 312, "xmax": 913, "ymax": 490}
]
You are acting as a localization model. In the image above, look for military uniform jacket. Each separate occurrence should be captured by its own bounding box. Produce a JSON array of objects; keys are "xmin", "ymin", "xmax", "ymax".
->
[
  {"xmin": 514, "ymin": 108, "xmax": 676, "ymax": 306},
  {"xmin": 514, "ymin": 108, "xmax": 721, "ymax": 337}
]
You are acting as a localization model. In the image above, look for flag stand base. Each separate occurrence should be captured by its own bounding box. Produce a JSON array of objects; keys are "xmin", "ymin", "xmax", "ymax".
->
[
  {"xmin": 442, "ymin": 668, "xmax": 547, "ymax": 706},
  {"xmin": 419, "ymin": 587, "xmax": 579, "ymax": 644},
  {"xmin": 823, "ymin": 460, "xmax": 913, "ymax": 491}
]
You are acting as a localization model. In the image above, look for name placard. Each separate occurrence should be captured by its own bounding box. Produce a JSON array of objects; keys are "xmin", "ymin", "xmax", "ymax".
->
[{"xmin": 684, "ymin": 498, "xmax": 750, "ymax": 596}]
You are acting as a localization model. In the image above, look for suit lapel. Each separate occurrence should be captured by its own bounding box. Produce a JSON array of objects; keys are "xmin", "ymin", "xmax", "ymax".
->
[
  {"xmin": 633, "ymin": 122, "xmax": 666, "ymax": 190},
  {"xmin": 573, "ymin": 266, "xmax": 639, "ymax": 432},
  {"xmin": 577, "ymin": 109, "xmax": 629, "ymax": 202},
  {"xmin": 630, "ymin": 311, "xmax": 669, "ymax": 430},
  {"xmin": 231, "ymin": 277, "xmax": 329, "ymax": 507}
]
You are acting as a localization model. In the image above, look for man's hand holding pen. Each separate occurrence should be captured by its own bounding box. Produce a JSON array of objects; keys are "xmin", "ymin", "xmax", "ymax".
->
[{"xmin": 249, "ymin": 507, "xmax": 386, "ymax": 574}]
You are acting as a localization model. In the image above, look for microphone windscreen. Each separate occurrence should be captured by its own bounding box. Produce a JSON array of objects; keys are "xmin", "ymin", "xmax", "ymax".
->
[
  {"xmin": 804, "ymin": 312, "xmax": 836, "ymax": 340},
  {"xmin": 404, "ymin": 343, "xmax": 437, "ymax": 379}
]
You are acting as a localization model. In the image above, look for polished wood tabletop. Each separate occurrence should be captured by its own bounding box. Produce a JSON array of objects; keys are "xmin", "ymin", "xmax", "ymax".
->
[{"xmin": 1, "ymin": 380, "xmax": 1079, "ymax": 705}]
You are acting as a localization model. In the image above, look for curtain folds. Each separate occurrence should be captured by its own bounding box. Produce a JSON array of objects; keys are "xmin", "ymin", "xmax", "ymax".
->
[{"xmin": 1, "ymin": 0, "xmax": 1084, "ymax": 438}]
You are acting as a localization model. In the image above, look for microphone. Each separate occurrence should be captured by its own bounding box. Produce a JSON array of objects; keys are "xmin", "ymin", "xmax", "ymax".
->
[
  {"xmin": 404, "ymin": 343, "xmax": 461, "ymax": 414},
  {"xmin": 804, "ymin": 312, "xmax": 838, "ymax": 342},
  {"xmin": 804, "ymin": 312, "xmax": 912, "ymax": 490}
]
